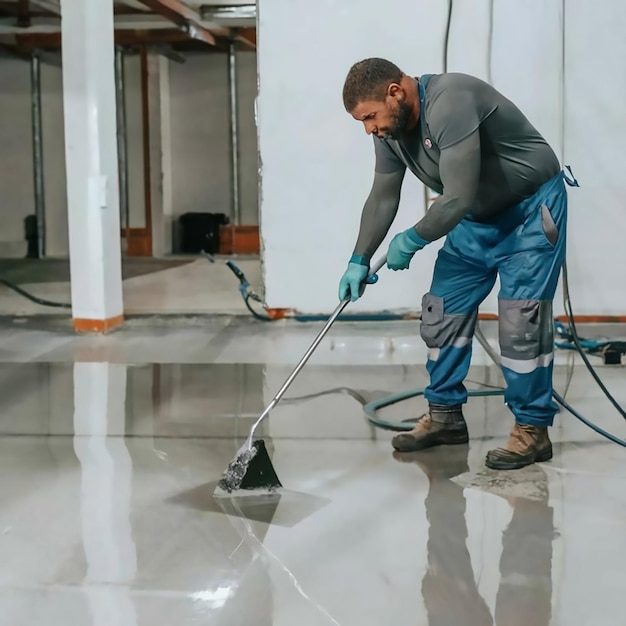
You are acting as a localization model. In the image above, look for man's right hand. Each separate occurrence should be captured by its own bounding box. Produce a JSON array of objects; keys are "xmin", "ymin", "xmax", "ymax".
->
[{"xmin": 338, "ymin": 258, "xmax": 378, "ymax": 302}]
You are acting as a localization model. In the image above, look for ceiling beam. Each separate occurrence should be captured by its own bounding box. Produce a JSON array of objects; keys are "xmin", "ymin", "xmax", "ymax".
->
[
  {"xmin": 30, "ymin": 0, "xmax": 59, "ymax": 16},
  {"xmin": 0, "ymin": 40, "xmax": 29, "ymax": 58},
  {"xmin": 114, "ymin": 3, "xmax": 151, "ymax": 15},
  {"xmin": 14, "ymin": 27, "xmax": 219, "ymax": 49},
  {"xmin": 233, "ymin": 26, "xmax": 255, "ymax": 49},
  {"xmin": 0, "ymin": 1, "xmax": 49, "ymax": 19},
  {"xmin": 0, "ymin": 41, "xmax": 60, "ymax": 66},
  {"xmin": 134, "ymin": 0, "xmax": 216, "ymax": 46}
]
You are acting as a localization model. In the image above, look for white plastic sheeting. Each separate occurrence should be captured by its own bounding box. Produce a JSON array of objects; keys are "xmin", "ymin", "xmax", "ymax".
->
[{"xmin": 258, "ymin": 0, "xmax": 626, "ymax": 316}]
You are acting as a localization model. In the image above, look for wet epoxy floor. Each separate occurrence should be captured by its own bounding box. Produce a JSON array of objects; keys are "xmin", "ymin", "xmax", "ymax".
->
[{"xmin": 1, "ymin": 319, "xmax": 625, "ymax": 625}]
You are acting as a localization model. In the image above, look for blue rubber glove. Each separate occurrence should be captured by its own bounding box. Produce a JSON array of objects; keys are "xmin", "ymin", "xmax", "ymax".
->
[
  {"xmin": 338, "ymin": 256, "xmax": 378, "ymax": 302},
  {"xmin": 387, "ymin": 227, "xmax": 429, "ymax": 271}
]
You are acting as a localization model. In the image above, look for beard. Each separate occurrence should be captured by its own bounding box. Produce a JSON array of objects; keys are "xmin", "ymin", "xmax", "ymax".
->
[{"xmin": 381, "ymin": 100, "xmax": 413, "ymax": 140}]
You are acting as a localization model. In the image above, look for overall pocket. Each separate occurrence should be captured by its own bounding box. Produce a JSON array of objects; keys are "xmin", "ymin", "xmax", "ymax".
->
[
  {"xmin": 516, "ymin": 202, "xmax": 559, "ymax": 252},
  {"xmin": 420, "ymin": 293, "xmax": 445, "ymax": 348},
  {"xmin": 540, "ymin": 203, "xmax": 559, "ymax": 246}
]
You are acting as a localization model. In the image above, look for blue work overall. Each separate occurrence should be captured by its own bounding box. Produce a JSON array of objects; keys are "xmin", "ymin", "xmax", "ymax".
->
[{"xmin": 417, "ymin": 76, "xmax": 580, "ymax": 426}]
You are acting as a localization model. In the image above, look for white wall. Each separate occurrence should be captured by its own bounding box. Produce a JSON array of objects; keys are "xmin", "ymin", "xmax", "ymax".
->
[
  {"xmin": 0, "ymin": 48, "xmax": 259, "ymax": 258},
  {"xmin": 258, "ymin": 0, "xmax": 626, "ymax": 316},
  {"xmin": 258, "ymin": 0, "xmax": 446, "ymax": 314},
  {"xmin": 169, "ymin": 50, "xmax": 259, "ymax": 235},
  {"xmin": 562, "ymin": 0, "xmax": 626, "ymax": 315}
]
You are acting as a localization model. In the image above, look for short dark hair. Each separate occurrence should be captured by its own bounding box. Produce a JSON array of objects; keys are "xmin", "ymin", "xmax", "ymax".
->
[{"xmin": 342, "ymin": 58, "xmax": 404, "ymax": 112}]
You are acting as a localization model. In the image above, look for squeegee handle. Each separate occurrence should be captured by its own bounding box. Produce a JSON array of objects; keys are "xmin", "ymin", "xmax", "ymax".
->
[
  {"xmin": 248, "ymin": 255, "xmax": 387, "ymax": 441},
  {"xmin": 277, "ymin": 253, "xmax": 387, "ymax": 398},
  {"xmin": 368, "ymin": 255, "xmax": 387, "ymax": 277}
]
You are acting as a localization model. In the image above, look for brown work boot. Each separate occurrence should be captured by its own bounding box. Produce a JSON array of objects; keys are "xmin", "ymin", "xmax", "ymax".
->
[
  {"xmin": 485, "ymin": 423, "xmax": 552, "ymax": 470},
  {"xmin": 391, "ymin": 404, "xmax": 469, "ymax": 452}
]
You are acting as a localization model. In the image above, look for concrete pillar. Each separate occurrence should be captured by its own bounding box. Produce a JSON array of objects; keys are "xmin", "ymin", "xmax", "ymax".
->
[{"xmin": 60, "ymin": 0, "xmax": 124, "ymax": 333}]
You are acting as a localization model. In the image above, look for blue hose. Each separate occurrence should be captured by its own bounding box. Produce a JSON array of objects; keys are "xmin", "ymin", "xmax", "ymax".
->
[
  {"xmin": 364, "ymin": 385, "xmax": 626, "ymax": 447},
  {"xmin": 364, "ymin": 387, "xmax": 503, "ymax": 431}
]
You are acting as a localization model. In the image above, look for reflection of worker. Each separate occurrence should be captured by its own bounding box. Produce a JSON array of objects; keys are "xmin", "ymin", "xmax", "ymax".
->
[
  {"xmin": 396, "ymin": 447, "xmax": 493, "ymax": 625},
  {"xmin": 339, "ymin": 58, "xmax": 579, "ymax": 469},
  {"xmin": 494, "ymin": 486, "xmax": 554, "ymax": 626},
  {"xmin": 395, "ymin": 448, "xmax": 554, "ymax": 626}
]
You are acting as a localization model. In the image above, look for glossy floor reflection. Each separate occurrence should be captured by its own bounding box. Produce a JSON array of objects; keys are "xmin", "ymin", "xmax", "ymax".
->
[{"xmin": 0, "ymin": 322, "xmax": 625, "ymax": 625}]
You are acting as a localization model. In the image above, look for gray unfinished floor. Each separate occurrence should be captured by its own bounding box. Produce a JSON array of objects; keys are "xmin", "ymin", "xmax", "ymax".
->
[{"xmin": 0, "ymin": 318, "xmax": 625, "ymax": 625}]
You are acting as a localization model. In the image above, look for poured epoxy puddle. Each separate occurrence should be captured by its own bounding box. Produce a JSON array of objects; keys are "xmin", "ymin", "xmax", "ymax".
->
[
  {"xmin": 453, "ymin": 464, "xmax": 550, "ymax": 502},
  {"xmin": 168, "ymin": 481, "xmax": 331, "ymax": 528}
]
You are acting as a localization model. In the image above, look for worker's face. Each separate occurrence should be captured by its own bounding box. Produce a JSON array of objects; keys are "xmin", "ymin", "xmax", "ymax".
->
[{"xmin": 351, "ymin": 84, "xmax": 412, "ymax": 140}]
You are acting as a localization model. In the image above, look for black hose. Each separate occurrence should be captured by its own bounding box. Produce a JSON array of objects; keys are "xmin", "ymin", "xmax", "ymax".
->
[
  {"xmin": 553, "ymin": 389, "xmax": 626, "ymax": 447},
  {"xmin": 561, "ymin": 262, "xmax": 626, "ymax": 420},
  {"xmin": 473, "ymin": 320, "xmax": 626, "ymax": 449},
  {"xmin": 244, "ymin": 294, "xmax": 273, "ymax": 322},
  {"xmin": 0, "ymin": 278, "xmax": 71, "ymax": 309},
  {"xmin": 443, "ymin": 0, "xmax": 453, "ymax": 72}
]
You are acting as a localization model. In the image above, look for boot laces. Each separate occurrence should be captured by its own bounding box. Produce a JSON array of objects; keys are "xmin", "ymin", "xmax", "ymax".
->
[
  {"xmin": 508, "ymin": 423, "xmax": 542, "ymax": 449},
  {"xmin": 418, "ymin": 413, "xmax": 433, "ymax": 426}
]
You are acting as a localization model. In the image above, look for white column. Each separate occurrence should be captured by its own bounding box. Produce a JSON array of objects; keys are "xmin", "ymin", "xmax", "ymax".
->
[{"xmin": 60, "ymin": 0, "xmax": 124, "ymax": 333}]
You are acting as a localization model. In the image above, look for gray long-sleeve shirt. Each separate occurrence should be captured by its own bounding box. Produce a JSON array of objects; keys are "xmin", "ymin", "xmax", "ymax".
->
[{"xmin": 352, "ymin": 72, "xmax": 560, "ymax": 261}]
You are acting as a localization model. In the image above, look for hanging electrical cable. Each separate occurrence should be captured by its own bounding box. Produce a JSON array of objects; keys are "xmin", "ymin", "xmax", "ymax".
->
[
  {"xmin": 443, "ymin": 0, "xmax": 453, "ymax": 72},
  {"xmin": 487, "ymin": 0, "xmax": 494, "ymax": 84},
  {"xmin": 561, "ymin": 263, "xmax": 626, "ymax": 419},
  {"xmin": 553, "ymin": 0, "xmax": 626, "ymax": 422}
]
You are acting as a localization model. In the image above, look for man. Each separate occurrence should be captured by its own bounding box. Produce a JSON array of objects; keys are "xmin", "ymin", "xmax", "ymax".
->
[{"xmin": 338, "ymin": 58, "xmax": 578, "ymax": 470}]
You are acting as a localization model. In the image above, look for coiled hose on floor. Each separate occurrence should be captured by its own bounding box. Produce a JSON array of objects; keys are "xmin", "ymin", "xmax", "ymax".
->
[{"xmin": 363, "ymin": 262, "xmax": 626, "ymax": 448}]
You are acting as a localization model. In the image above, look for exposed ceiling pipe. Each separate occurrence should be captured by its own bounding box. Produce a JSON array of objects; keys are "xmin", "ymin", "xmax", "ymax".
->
[
  {"xmin": 10, "ymin": 27, "xmax": 228, "ymax": 48},
  {"xmin": 200, "ymin": 3, "xmax": 255, "ymax": 25}
]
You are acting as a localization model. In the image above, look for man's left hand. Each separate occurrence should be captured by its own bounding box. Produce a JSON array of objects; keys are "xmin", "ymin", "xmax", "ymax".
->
[{"xmin": 386, "ymin": 227, "xmax": 429, "ymax": 271}]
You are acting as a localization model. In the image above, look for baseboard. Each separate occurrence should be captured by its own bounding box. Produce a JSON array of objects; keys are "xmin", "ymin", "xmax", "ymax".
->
[
  {"xmin": 219, "ymin": 225, "xmax": 259, "ymax": 255},
  {"xmin": 122, "ymin": 228, "xmax": 153, "ymax": 257},
  {"xmin": 73, "ymin": 314, "xmax": 124, "ymax": 334},
  {"xmin": 0, "ymin": 241, "xmax": 27, "ymax": 258}
]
